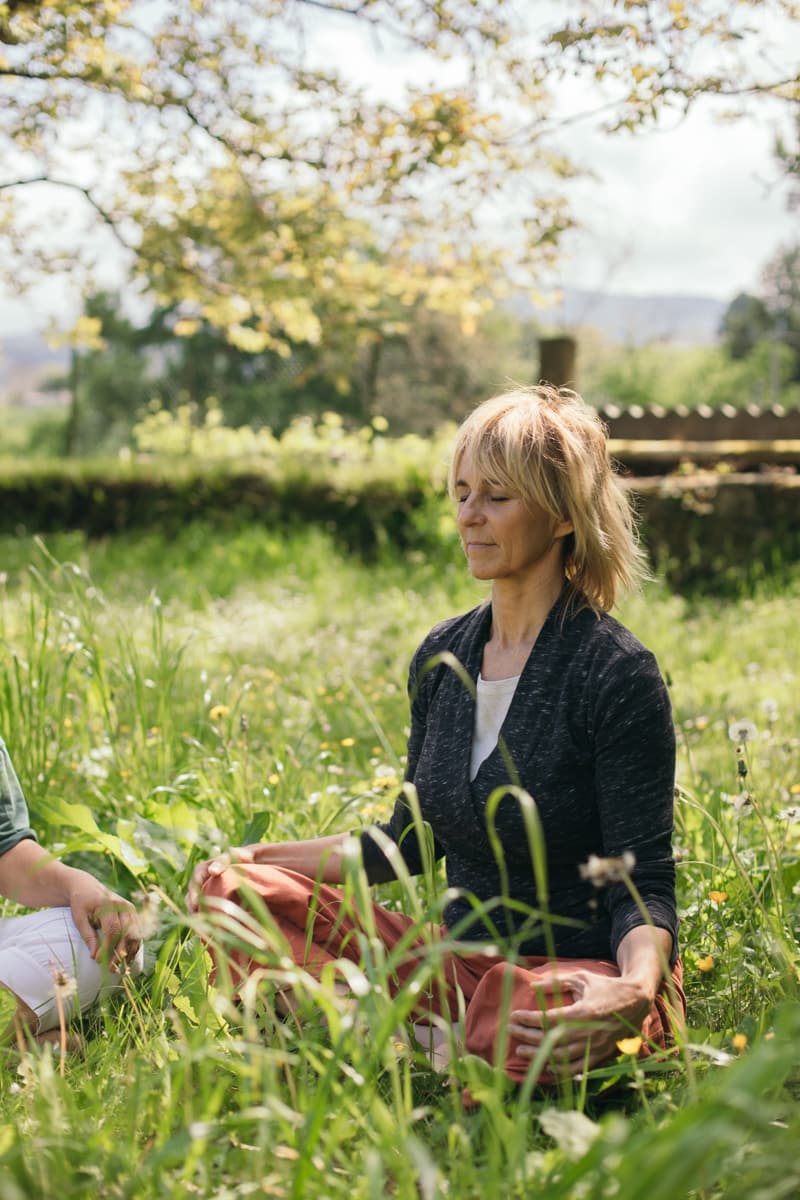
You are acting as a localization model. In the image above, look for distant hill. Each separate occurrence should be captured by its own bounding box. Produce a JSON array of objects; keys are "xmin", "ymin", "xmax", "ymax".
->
[
  {"xmin": 1, "ymin": 289, "xmax": 729, "ymax": 404},
  {"xmin": 529, "ymin": 287, "xmax": 728, "ymax": 347},
  {"xmin": 0, "ymin": 333, "xmax": 69, "ymax": 405}
]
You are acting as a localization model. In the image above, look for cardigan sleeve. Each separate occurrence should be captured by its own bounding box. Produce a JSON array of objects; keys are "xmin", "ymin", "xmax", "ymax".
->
[
  {"xmin": 589, "ymin": 647, "xmax": 678, "ymax": 964},
  {"xmin": 0, "ymin": 738, "xmax": 38, "ymax": 860},
  {"xmin": 359, "ymin": 640, "xmax": 446, "ymax": 884}
]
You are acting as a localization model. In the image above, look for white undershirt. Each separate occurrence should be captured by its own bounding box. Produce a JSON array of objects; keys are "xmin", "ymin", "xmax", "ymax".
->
[{"xmin": 469, "ymin": 672, "xmax": 521, "ymax": 781}]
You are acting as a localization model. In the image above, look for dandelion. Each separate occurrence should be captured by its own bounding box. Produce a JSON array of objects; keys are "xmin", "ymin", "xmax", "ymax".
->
[
  {"xmin": 778, "ymin": 807, "xmax": 800, "ymax": 824},
  {"xmin": 732, "ymin": 1032, "xmax": 748, "ymax": 1051},
  {"xmin": 340, "ymin": 737, "xmax": 356, "ymax": 748},
  {"xmin": 723, "ymin": 791, "xmax": 753, "ymax": 816},
  {"xmin": 209, "ymin": 704, "xmax": 229, "ymax": 720},
  {"xmin": 760, "ymin": 698, "xmax": 779, "ymax": 723},
  {"xmin": 694, "ymin": 715, "xmax": 709, "ymax": 731},
  {"xmin": 708, "ymin": 890, "xmax": 728, "ymax": 904},
  {"xmin": 697, "ymin": 955, "xmax": 715, "ymax": 972},
  {"xmin": 268, "ymin": 773, "xmax": 280, "ymax": 785},
  {"xmin": 790, "ymin": 783, "xmax": 800, "ymax": 796},
  {"xmin": 728, "ymin": 719, "xmax": 758, "ymax": 744},
  {"xmin": 52, "ymin": 970, "xmax": 78, "ymax": 1001},
  {"xmin": 578, "ymin": 852, "xmax": 636, "ymax": 887},
  {"xmin": 616, "ymin": 1036, "xmax": 642, "ymax": 1056}
]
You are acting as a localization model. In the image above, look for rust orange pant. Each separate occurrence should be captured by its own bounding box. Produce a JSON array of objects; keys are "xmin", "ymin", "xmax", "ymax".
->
[{"xmin": 202, "ymin": 863, "xmax": 685, "ymax": 1086}]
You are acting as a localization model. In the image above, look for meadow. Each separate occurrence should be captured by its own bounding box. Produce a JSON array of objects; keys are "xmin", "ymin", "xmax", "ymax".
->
[{"xmin": 0, "ymin": 524, "xmax": 799, "ymax": 1199}]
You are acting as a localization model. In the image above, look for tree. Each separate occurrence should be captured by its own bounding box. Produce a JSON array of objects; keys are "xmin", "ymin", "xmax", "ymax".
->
[
  {"xmin": 762, "ymin": 243, "xmax": 800, "ymax": 381},
  {"xmin": 1, "ymin": 0, "xmax": 798, "ymax": 378},
  {"xmin": 720, "ymin": 292, "xmax": 772, "ymax": 361}
]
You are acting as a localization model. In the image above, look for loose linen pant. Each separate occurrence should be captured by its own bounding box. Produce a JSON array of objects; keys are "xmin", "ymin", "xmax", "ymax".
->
[
  {"xmin": 202, "ymin": 864, "xmax": 685, "ymax": 1086},
  {"xmin": 0, "ymin": 907, "xmax": 143, "ymax": 1033}
]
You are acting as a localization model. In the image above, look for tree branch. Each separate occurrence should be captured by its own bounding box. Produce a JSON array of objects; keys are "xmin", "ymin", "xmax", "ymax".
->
[{"xmin": 0, "ymin": 175, "xmax": 135, "ymax": 250}]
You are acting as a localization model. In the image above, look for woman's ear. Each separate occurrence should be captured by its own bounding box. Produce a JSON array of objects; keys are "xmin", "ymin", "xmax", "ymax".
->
[{"xmin": 553, "ymin": 516, "xmax": 574, "ymax": 540}]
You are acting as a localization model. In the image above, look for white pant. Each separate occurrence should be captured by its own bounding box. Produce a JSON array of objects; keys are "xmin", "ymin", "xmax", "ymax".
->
[{"xmin": 0, "ymin": 907, "xmax": 142, "ymax": 1033}]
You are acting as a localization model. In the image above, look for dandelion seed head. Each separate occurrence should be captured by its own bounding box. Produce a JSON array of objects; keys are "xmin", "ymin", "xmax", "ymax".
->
[
  {"xmin": 578, "ymin": 852, "xmax": 636, "ymax": 887},
  {"xmin": 779, "ymin": 806, "xmax": 800, "ymax": 824},
  {"xmin": 728, "ymin": 719, "xmax": 758, "ymax": 745},
  {"xmin": 51, "ymin": 968, "xmax": 78, "ymax": 999}
]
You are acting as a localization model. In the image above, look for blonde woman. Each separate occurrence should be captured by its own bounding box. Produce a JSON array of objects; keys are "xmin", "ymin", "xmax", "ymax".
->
[
  {"xmin": 0, "ymin": 739, "xmax": 142, "ymax": 1042},
  {"xmin": 189, "ymin": 387, "xmax": 684, "ymax": 1086}
]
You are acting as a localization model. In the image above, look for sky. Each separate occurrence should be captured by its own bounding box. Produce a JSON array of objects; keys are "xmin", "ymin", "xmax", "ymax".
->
[{"xmin": 0, "ymin": 4, "xmax": 798, "ymax": 338}]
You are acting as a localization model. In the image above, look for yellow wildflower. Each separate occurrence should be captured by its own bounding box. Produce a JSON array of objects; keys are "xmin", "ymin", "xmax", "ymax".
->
[
  {"xmin": 732, "ymin": 1032, "xmax": 748, "ymax": 1051},
  {"xmin": 268, "ymin": 773, "xmax": 280, "ymax": 786},
  {"xmin": 209, "ymin": 704, "xmax": 229, "ymax": 721},
  {"xmin": 697, "ymin": 955, "xmax": 715, "ymax": 972},
  {"xmin": 340, "ymin": 737, "xmax": 355, "ymax": 747},
  {"xmin": 616, "ymin": 1036, "xmax": 643, "ymax": 1056},
  {"xmin": 708, "ymin": 890, "xmax": 728, "ymax": 904}
]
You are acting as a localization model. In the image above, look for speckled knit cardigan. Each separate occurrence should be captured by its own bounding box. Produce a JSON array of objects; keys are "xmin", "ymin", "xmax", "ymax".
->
[{"xmin": 360, "ymin": 592, "xmax": 678, "ymax": 965}]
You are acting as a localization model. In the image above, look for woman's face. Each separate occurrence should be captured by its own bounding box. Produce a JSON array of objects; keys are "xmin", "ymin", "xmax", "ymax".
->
[{"xmin": 454, "ymin": 452, "xmax": 573, "ymax": 586}]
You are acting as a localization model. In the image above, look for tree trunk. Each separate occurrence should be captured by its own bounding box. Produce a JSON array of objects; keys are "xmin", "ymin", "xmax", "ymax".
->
[{"xmin": 63, "ymin": 349, "xmax": 80, "ymax": 455}]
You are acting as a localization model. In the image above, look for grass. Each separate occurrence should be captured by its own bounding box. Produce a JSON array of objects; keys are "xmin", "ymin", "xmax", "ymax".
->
[{"xmin": 0, "ymin": 526, "xmax": 799, "ymax": 1198}]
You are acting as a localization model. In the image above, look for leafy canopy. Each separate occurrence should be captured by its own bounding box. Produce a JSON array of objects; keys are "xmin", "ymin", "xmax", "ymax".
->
[{"xmin": 0, "ymin": 0, "xmax": 798, "ymax": 354}]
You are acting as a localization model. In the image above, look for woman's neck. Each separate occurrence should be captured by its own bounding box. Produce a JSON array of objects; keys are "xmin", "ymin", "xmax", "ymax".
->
[{"xmin": 487, "ymin": 571, "xmax": 564, "ymax": 652}]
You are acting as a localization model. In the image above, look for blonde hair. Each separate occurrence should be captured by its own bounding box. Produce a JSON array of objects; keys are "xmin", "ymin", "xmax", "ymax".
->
[{"xmin": 448, "ymin": 385, "xmax": 648, "ymax": 612}]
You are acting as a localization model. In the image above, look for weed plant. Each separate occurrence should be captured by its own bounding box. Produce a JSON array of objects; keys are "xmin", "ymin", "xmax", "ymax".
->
[{"xmin": 0, "ymin": 529, "xmax": 799, "ymax": 1198}]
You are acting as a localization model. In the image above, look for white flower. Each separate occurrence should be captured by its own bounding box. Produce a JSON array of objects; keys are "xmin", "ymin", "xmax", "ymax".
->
[
  {"xmin": 579, "ymin": 852, "xmax": 636, "ymax": 887},
  {"xmin": 778, "ymin": 806, "xmax": 800, "ymax": 824},
  {"xmin": 728, "ymin": 719, "xmax": 758, "ymax": 744},
  {"xmin": 760, "ymin": 699, "xmax": 779, "ymax": 723},
  {"xmin": 723, "ymin": 790, "xmax": 754, "ymax": 816},
  {"xmin": 51, "ymin": 968, "xmax": 78, "ymax": 1000}
]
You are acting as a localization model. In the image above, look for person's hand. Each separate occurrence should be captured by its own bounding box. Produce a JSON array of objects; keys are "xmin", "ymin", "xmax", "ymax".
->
[
  {"xmin": 186, "ymin": 845, "xmax": 257, "ymax": 912},
  {"xmin": 67, "ymin": 871, "xmax": 143, "ymax": 973},
  {"xmin": 507, "ymin": 969, "xmax": 653, "ymax": 1077}
]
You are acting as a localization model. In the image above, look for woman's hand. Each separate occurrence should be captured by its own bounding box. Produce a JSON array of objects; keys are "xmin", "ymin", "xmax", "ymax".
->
[
  {"xmin": 186, "ymin": 845, "xmax": 257, "ymax": 911},
  {"xmin": 67, "ymin": 871, "xmax": 143, "ymax": 972},
  {"xmin": 185, "ymin": 832, "xmax": 352, "ymax": 910},
  {"xmin": 507, "ymin": 968, "xmax": 654, "ymax": 1076}
]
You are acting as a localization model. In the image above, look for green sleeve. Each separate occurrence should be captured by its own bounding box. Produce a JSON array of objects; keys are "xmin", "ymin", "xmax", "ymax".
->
[{"xmin": 0, "ymin": 737, "xmax": 38, "ymax": 858}]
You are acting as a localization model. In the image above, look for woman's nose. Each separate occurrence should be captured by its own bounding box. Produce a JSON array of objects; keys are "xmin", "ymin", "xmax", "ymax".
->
[{"xmin": 458, "ymin": 496, "xmax": 485, "ymax": 525}]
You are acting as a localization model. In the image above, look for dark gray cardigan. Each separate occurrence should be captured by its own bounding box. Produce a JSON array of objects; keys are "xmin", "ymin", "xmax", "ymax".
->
[{"xmin": 361, "ymin": 593, "xmax": 678, "ymax": 964}]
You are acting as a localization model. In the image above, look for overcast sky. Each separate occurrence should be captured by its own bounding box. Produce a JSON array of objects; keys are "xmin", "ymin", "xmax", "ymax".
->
[{"xmin": 1, "ymin": 6, "xmax": 797, "ymax": 337}]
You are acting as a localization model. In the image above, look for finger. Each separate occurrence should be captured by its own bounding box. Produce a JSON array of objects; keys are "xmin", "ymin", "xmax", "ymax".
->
[
  {"xmin": 509, "ymin": 1008, "xmax": 548, "ymax": 1028},
  {"xmin": 74, "ymin": 913, "xmax": 100, "ymax": 960}
]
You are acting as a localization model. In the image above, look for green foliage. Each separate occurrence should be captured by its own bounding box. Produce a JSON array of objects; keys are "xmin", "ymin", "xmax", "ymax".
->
[
  {"xmin": 0, "ymin": 532, "xmax": 800, "ymax": 1196},
  {"xmin": 580, "ymin": 338, "xmax": 800, "ymax": 411},
  {"xmin": 1, "ymin": 0, "xmax": 796, "ymax": 375},
  {"xmin": 718, "ymin": 243, "xmax": 800, "ymax": 385}
]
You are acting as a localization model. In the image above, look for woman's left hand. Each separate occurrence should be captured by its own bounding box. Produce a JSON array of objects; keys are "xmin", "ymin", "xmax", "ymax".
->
[{"xmin": 507, "ymin": 969, "xmax": 654, "ymax": 1076}]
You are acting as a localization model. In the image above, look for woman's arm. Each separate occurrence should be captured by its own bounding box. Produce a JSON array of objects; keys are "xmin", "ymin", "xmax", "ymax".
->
[
  {"xmin": 186, "ymin": 832, "xmax": 351, "ymax": 910},
  {"xmin": 507, "ymin": 924, "xmax": 674, "ymax": 1075},
  {"xmin": 0, "ymin": 838, "xmax": 142, "ymax": 969}
]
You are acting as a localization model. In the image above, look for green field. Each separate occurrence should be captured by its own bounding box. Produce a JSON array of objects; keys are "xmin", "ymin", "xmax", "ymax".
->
[{"xmin": 1, "ymin": 525, "xmax": 799, "ymax": 1199}]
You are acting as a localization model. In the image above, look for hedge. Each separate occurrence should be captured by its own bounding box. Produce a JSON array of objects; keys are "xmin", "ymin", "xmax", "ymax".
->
[{"xmin": 2, "ymin": 458, "xmax": 799, "ymax": 589}]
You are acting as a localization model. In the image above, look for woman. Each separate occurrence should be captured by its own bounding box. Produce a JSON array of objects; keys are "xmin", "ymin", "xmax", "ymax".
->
[
  {"xmin": 0, "ymin": 738, "xmax": 142, "ymax": 1042},
  {"xmin": 189, "ymin": 386, "xmax": 684, "ymax": 1084}
]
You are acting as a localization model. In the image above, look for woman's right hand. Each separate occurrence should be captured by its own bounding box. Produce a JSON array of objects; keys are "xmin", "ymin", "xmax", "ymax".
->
[{"xmin": 186, "ymin": 845, "xmax": 257, "ymax": 911}]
